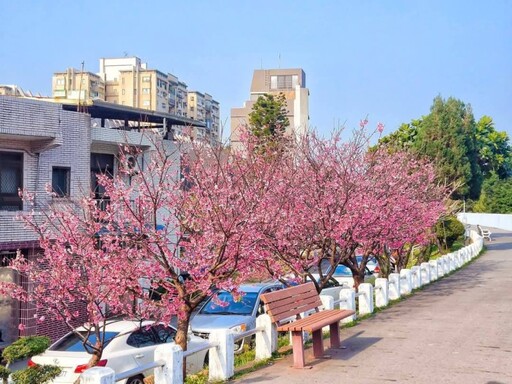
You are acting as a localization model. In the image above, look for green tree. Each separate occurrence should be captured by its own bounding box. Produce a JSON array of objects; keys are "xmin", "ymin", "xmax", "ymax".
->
[
  {"xmin": 473, "ymin": 172, "xmax": 512, "ymax": 213},
  {"xmin": 378, "ymin": 120, "xmax": 420, "ymax": 152},
  {"xmin": 414, "ymin": 96, "xmax": 482, "ymax": 199},
  {"xmin": 248, "ymin": 93, "xmax": 290, "ymax": 141},
  {"xmin": 476, "ymin": 116, "xmax": 512, "ymax": 179}
]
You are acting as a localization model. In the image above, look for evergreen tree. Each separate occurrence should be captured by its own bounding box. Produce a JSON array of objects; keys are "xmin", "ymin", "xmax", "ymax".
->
[
  {"xmin": 473, "ymin": 172, "xmax": 512, "ymax": 213},
  {"xmin": 414, "ymin": 96, "xmax": 482, "ymax": 199},
  {"xmin": 476, "ymin": 116, "xmax": 512, "ymax": 179},
  {"xmin": 248, "ymin": 93, "xmax": 290, "ymax": 141}
]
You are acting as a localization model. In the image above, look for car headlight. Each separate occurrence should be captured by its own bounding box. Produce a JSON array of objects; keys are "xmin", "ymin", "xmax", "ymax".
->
[{"xmin": 230, "ymin": 324, "xmax": 247, "ymax": 333}]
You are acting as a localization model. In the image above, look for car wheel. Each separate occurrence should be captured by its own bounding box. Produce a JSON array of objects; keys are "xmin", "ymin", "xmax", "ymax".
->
[{"xmin": 126, "ymin": 375, "xmax": 145, "ymax": 384}]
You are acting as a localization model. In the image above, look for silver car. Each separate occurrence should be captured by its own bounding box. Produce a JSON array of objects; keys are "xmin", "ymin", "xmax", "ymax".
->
[{"xmin": 190, "ymin": 282, "xmax": 282, "ymax": 353}]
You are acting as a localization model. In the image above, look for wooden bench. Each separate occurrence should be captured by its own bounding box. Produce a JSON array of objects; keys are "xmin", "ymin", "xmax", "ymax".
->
[{"xmin": 260, "ymin": 282, "xmax": 355, "ymax": 368}]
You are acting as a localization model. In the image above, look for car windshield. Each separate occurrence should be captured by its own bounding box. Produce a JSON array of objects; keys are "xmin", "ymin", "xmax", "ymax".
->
[
  {"xmin": 356, "ymin": 255, "xmax": 377, "ymax": 265},
  {"xmin": 49, "ymin": 331, "xmax": 119, "ymax": 352},
  {"xmin": 333, "ymin": 265, "xmax": 352, "ymax": 276},
  {"xmin": 199, "ymin": 291, "xmax": 258, "ymax": 315}
]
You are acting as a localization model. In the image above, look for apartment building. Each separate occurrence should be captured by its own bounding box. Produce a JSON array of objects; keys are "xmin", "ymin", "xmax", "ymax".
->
[
  {"xmin": 52, "ymin": 57, "xmax": 221, "ymax": 142},
  {"xmin": 0, "ymin": 95, "xmax": 180, "ymax": 344},
  {"xmin": 230, "ymin": 68, "xmax": 309, "ymax": 146},
  {"xmin": 168, "ymin": 73, "xmax": 188, "ymax": 118},
  {"xmin": 52, "ymin": 68, "xmax": 105, "ymax": 100},
  {"xmin": 185, "ymin": 91, "xmax": 221, "ymax": 142}
]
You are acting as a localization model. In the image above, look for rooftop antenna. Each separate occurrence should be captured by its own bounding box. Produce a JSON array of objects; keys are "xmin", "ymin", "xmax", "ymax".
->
[
  {"xmin": 77, "ymin": 61, "xmax": 85, "ymax": 112},
  {"xmin": 278, "ymin": 53, "xmax": 281, "ymax": 68}
]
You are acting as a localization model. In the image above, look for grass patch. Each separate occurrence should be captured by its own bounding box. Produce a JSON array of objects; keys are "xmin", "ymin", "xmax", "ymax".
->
[{"xmin": 184, "ymin": 334, "xmax": 292, "ymax": 383}]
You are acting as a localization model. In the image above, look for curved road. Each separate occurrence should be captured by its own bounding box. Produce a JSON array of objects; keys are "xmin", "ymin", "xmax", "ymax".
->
[{"xmin": 236, "ymin": 229, "xmax": 512, "ymax": 384}]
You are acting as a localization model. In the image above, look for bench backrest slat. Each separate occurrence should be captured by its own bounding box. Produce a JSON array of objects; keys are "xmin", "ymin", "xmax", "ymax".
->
[{"xmin": 261, "ymin": 282, "xmax": 323, "ymax": 323}]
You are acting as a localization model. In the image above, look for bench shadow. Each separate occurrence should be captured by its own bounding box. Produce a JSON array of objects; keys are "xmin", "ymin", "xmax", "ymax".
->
[{"xmin": 302, "ymin": 330, "xmax": 381, "ymax": 366}]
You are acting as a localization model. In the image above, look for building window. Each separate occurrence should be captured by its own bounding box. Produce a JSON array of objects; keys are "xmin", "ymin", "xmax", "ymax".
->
[
  {"xmin": 0, "ymin": 151, "xmax": 23, "ymax": 211},
  {"xmin": 52, "ymin": 167, "xmax": 71, "ymax": 197},
  {"xmin": 143, "ymin": 100, "xmax": 150, "ymax": 106},
  {"xmin": 270, "ymin": 75, "xmax": 297, "ymax": 90},
  {"xmin": 91, "ymin": 153, "xmax": 114, "ymax": 211},
  {"xmin": 190, "ymin": 96, "xmax": 194, "ymax": 101},
  {"xmin": 142, "ymin": 76, "xmax": 151, "ymax": 82},
  {"xmin": 56, "ymin": 78, "xmax": 65, "ymax": 85},
  {"xmin": 142, "ymin": 88, "xmax": 150, "ymax": 94},
  {"xmin": 122, "ymin": 89, "xmax": 125, "ymax": 95}
]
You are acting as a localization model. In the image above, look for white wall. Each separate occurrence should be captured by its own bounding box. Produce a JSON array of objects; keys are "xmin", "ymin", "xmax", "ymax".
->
[{"xmin": 457, "ymin": 212, "xmax": 512, "ymax": 231}]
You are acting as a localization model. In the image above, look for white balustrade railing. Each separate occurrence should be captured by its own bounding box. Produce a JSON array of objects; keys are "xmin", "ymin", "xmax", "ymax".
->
[{"xmin": 80, "ymin": 230, "xmax": 485, "ymax": 384}]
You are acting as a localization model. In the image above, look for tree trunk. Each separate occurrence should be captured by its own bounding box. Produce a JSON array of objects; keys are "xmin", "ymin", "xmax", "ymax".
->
[
  {"xmin": 175, "ymin": 307, "xmax": 192, "ymax": 378},
  {"xmin": 73, "ymin": 343, "xmax": 102, "ymax": 384},
  {"xmin": 353, "ymin": 273, "xmax": 364, "ymax": 292}
]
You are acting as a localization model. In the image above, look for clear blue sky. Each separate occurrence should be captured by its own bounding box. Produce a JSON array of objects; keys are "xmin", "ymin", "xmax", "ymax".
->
[{"xmin": 1, "ymin": 1, "xmax": 511, "ymax": 140}]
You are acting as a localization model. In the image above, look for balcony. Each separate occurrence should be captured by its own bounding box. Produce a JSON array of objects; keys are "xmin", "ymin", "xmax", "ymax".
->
[
  {"xmin": 0, "ymin": 97, "xmax": 64, "ymax": 152},
  {"xmin": 91, "ymin": 127, "xmax": 154, "ymax": 151}
]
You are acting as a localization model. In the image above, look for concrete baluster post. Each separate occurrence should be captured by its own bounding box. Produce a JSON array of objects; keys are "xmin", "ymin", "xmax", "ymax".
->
[
  {"xmin": 388, "ymin": 273, "xmax": 401, "ymax": 300},
  {"xmin": 445, "ymin": 255, "xmax": 451, "ymax": 273},
  {"xmin": 80, "ymin": 367, "xmax": 115, "ymax": 384},
  {"xmin": 339, "ymin": 288, "xmax": 356, "ymax": 323},
  {"xmin": 320, "ymin": 295, "xmax": 334, "ymax": 310},
  {"xmin": 154, "ymin": 344, "xmax": 182, "ymax": 384},
  {"xmin": 438, "ymin": 257, "xmax": 444, "ymax": 276},
  {"xmin": 209, "ymin": 329, "xmax": 234, "ymax": 382},
  {"xmin": 320, "ymin": 295, "xmax": 335, "ymax": 332},
  {"xmin": 358, "ymin": 283, "xmax": 374, "ymax": 315},
  {"xmin": 429, "ymin": 260, "xmax": 438, "ymax": 281},
  {"xmin": 420, "ymin": 262, "xmax": 430, "ymax": 285},
  {"xmin": 400, "ymin": 269, "xmax": 412, "ymax": 295},
  {"xmin": 255, "ymin": 313, "xmax": 276, "ymax": 360},
  {"xmin": 410, "ymin": 266, "xmax": 421, "ymax": 289},
  {"xmin": 374, "ymin": 278, "xmax": 389, "ymax": 308},
  {"xmin": 449, "ymin": 253, "xmax": 456, "ymax": 272}
]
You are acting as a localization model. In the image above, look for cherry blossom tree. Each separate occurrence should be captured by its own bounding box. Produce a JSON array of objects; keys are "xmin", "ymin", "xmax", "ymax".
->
[
  {"xmin": 99, "ymin": 137, "xmax": 280, "ymax": 354},
  {"xmin": 0, "ymin": 188, "xmax": 147, "ymax": 370},
  {"xmin": 251, "ymin": 125, "xmax": 448, "ymax": 291},
  {"xmin": 0, "ymin": 135, "xmax": 281, "ymax": 373}
]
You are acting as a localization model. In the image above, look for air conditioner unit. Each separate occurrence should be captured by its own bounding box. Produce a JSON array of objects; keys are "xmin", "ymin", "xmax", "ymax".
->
[{"xmin": 126, "ymin": 155, "xmax": 141, "ymax": 174}]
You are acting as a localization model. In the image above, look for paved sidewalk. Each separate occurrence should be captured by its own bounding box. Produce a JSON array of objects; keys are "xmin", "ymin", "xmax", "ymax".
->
[{"xmin": 235, "ymin": 229, "xmax": 512, "ymax": 384}]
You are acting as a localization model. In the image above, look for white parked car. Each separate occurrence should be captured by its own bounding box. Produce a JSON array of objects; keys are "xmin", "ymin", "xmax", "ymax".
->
[{"xmin": 29, "ymin": 320, "xmax": 208, "ymax": 384}]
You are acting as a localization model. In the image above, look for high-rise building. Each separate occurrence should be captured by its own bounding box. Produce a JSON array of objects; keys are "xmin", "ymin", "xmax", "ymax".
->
[
  {"xmin": 52, "ymin": 68, "xmax": 105, "ymax": 100},
  {"xmin": 52, "ymin": 57, "xmax": 221, "ymax": 143},
  {"xmin": 168, "ymin": 73, "xmax": 188, "ymax": 118},
  {"xmin": 186, "ymin": 91, "xmax": 221, "ymax": 142},
  {"xmin": 230, "ymin": 68, "xmax": 309, "ymax": 146}
]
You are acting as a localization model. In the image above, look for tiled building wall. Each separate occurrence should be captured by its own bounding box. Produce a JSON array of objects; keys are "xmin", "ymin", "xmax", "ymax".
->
[
  {"xmin": 0, "ymin": 97, "xmax": 91, "ymax": 246},
  {"xmin": 0, "ymin": 97, "xmax": 91, "ymax": 342}
]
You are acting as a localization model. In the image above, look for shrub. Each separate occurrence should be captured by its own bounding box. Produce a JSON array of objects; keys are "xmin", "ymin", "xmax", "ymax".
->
[
  {"xmin": 435, "ymin": 215, "xmax": 465, "ymax": 251},
  {"xmin": 9, "ymin": 365, "xmax": 61, "ymax": 384},
  {"xmin": 0, "ymin": 365, "xmax": 11, "ymax": 381},
  {"xmin": 1, "ymin": 336, "xmax": 50, "ymax": 365}
]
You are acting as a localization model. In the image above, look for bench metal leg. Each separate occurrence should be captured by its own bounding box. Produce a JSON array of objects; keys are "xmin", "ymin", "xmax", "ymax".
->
[
  {"xmin": 291, "ymin": 331, "xmax": 307, "ymax": 368},
  {"xmin": 312, "ymin": 329, "xmax": 324, "ymax": 358},
  {"xmin": 329, "ymin": 321, "xmax": 341, "ymax": 348}
]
